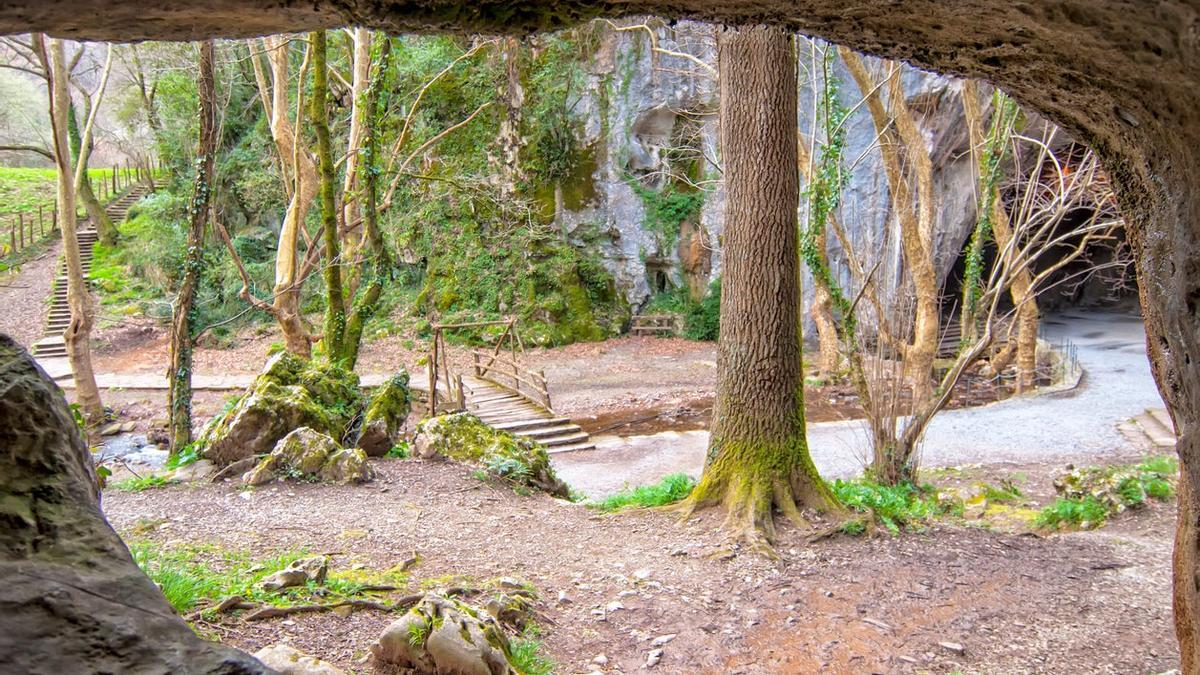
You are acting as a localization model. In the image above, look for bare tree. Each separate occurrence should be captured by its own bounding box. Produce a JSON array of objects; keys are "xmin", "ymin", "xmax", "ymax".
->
[{"xmin": 42, "ymin": 35, "xmax": 111, "ymax": 426}]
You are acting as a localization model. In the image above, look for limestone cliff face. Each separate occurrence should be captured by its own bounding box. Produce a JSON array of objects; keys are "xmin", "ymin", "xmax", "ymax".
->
[{"xmin": 558, "ymin": 24, "xmax": 990, "ymax": 314}]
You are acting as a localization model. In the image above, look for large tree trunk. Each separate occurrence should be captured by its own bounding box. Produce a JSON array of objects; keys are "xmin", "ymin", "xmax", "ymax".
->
[
  {"xmin": 45, "ymin": 37, "xmax": 102, "ymax": 425},
  {"xmin": 0, "ymin": 336, "xmax": 268, "ymax": 674},
  {"xmin": 167, "ymin": 39, "xmax": 216, "ymax": 456},
  {"xmin": 683, "ymin": 25, "xmax": 839, "ymax": 552}
]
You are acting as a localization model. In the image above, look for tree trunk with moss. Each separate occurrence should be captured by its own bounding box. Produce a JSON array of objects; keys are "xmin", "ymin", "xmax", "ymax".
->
[
  {"xmin": 167, "ymin": 39, "xmax": 215, "ymax": 457},
  {"xmin": 342, "ymin": 35, "xmax": 391, "ymax": 369},
  {"xmin": 683, "ymin": 25, "xmax": 840, "ymax": 550},
  {"xmin": 311, "ymin": 30, "xmax": 347, "ymax": 364},
  {"xmin": 68, "ymin": 103, "xmax": 117, "ymax": 246}
]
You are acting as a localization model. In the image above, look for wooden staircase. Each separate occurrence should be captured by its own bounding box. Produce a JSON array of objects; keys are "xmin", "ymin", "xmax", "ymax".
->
[
  {"xmin": 32, "ymin": 185, "xmax": 151, "ymax": 360},
  {"xmin": 461, "ymin": 375, "xmax": 595, "ymax": 453}
]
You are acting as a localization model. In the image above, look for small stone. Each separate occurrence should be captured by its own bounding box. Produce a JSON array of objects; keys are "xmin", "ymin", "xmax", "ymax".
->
[
  {"xmin": 938, "ymin": 641, "xmax": 966, "ymax": 655},
  {"xmin": 119, "ymin": 421, "xmax": 136, "ymax": 432},
  {"xmin": 99, "ymin": 422, "xmax": 122, "ymax": 436},
  {"xmin": 646, "ymin": 648, "xmax": 663, "ymax": 668},
  {"xmin": 497, "ymin": 577, "xmax": 525, "ymax": 590},
  {"xmin": 557, "ymin": 590, "xmax": 571, "ymax": 605},
  {"xmin": 897, "ymin": 655, "xmax": 919, "ymax": 664},
  {"xmin": 592, "ymin": 654, "xmax": 609, "ymax": 665},
  {"xmin": 605, "ymin": 601, "xmax": 624, "ymax": 612},
  {"xmin": 633, "ymin": 569, "xmax": 652, "ymax": 581},
  {"xmin": 651, "ymin": 634, "xmax": 676, "ymax": 648},
  {"xmin": 669, "ymin": 548, "xmax": 687, "ymax": 557}
]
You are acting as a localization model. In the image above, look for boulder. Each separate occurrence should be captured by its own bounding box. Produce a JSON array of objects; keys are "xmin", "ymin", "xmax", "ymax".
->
[
  {"xmin": 415, "ymin": 413, "xmax": 570, "ymax": 498},
  {"xmin": 371, "ymin": 594, "xmax": 517, "ymax": 675},
  {"xmin": 357, "ymin": 371, "xmax": 411, "ymax": 457},
  {"xmin": 0, "ymin": 335, "xmax": 269, "ymax": 674},
  {"xmin": 200, "ymin": 351, "xmax": 362, "ymax": 465},
  {"xmin": 253, "ymin": 644, "xmax": 344, "ymax": 675},
  {"xmin": 243, "ymin": 428, "xmax": 374, "ymax": 486}
]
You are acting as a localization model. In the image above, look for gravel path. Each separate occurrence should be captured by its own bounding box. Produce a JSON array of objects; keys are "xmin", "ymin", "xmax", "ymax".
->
[
  {"xmin": 555, "ymin": 309, "xmax": 1167, "ymax": 496},
  {"xmin": 0, "ymin": 240, "xmax": 59, "ymax": 350}
]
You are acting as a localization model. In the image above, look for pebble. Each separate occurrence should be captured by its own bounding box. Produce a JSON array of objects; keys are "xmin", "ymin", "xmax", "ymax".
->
[
  {"xmin": 651, "ymin": 634, "xmax": 676, "ymax": 648},
  {"xmin": 646, "ymin": 648, "xmax": 664, "ymax": 668},
  {"xmin": 592, "ymin": 654, "xmax": 609, "ymax": 665},
  {"xmin": 557, "ymin": 590, "xmax": 571, "ymax": 605},
  {"xmin": 938, "ymin": 641, "xmax": 966, "ymax": 655}
]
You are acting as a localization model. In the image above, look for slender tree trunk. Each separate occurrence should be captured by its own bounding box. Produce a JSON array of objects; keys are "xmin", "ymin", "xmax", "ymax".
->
[
  {"xmin": 167, "ymin": 39, "xmax": 216, "ymax": 457},
  {"xmin": 311, "ymin": 30, "xmax": 346, "ymax": 364},
  {"xmin": 67, "ymin": 104, "xmax": 118, "ymax": 245},
  {"xmin": 342, "ymin": 35, "xmax": 391, "ymax": 369},
  {"xmin": 45, "ymin": 37, "xmax": 102, "ymax": 425},
  {"xmin": 683, "ymin": 25, "xmax": 840, "ymax": 552}
]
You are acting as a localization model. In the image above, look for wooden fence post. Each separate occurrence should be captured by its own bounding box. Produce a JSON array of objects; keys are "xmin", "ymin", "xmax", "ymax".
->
[
  {"xmin": 38, "ymin": 206, "xmax": 43, "ymax": 236},
  {"xmin": 18, "ymin": 214, "xmax": 24, "ymax": 249}
]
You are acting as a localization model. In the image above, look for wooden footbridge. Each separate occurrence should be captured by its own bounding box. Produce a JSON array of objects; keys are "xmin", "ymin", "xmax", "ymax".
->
[{"xmin": 414, "ymin": 319, "xmax": 595, "ymax": 453}]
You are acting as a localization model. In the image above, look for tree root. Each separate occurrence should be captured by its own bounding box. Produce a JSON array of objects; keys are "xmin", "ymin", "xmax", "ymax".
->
[{"xmin": 244, "ymin": 594, "xmax": 424, "ymax": 621}]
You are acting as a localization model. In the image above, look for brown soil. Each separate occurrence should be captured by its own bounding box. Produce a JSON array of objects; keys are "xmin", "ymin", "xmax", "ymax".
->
[{"xmin": 102, "ymin": 458, "xmax": 1177, "ymax": 674}]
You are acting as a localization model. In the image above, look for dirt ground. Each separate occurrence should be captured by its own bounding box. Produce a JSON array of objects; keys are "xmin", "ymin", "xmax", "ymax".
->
[{"xmin": 102, "ymin": 457, "xmax": 1178, "ymax": 674}]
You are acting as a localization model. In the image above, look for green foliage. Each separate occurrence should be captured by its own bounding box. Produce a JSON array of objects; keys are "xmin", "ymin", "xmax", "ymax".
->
[
  {"xmin": 800, "ymin": 50, "xmax": 855, "ymax": 339},
  {"xmin": 165, "ymin": 443, "xmax": 202, "ymax": 470},
  {"xmin": 629, "ymin": 179, "xmax": 704, "ymax": 251},
  {"xmin": 590, "ymin": 473, "xmax": 695, "ymax": 512},
  {"xmin": 642, "ymin": 277, "xmax": 721, "ymax": 341},
  {"xmin": 509, "ymin": 625, "xmax": 556, "ymax": 675},
  {"xmin": 0, "ymin": 167, "xmax": 111, "ymax": 268},
  {"xmin": 112, "ymin": 474, "xmax": 176, "ymax": 492},
  {"xmin": 129, "ymin": 540, "xmax": 410, "ymax": 616},
  {"xmin": 386, "ymin": 442, "xmax": 411, "ymax": 459},
  {"xmin": 1035, "ymin": 496, "xmax": 1110, "ymax": 529},
  {"xmin": 980, "ymin": 480, "xmax": 1023, "ymax": 504},
  {"xmin": 831, "ymin": 479, "xmax": 944, "ymax": 534},
  {"xmin": 1038, "ymin": 456, "xmax": 1177, "ymax": 530},
  {"xmin": 961, "ymin": 92, "xmax": 1020, "ymax": 327}
]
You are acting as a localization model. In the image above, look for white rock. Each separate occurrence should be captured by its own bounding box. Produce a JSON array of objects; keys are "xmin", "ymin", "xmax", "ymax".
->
[
  {"xmin": 592, "ymin": 654, "xmax": 609, "ymax": 665},
  {"xmin": 646, "ymin": 648, "xmax": 664, "ymax": 668},
  {"xmin": 253, "ymin": 644, "xmax": 344, "ymax": 675},
  {"xmin": 605, "ymin": 601, "xmax": 624, "ymax": 612},
  {"xmin": 651, "ymin": 634, "xmax": 677, "ymax": 648}
]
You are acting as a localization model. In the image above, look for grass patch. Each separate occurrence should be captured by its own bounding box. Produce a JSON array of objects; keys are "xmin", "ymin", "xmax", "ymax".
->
[
  {"xmin": 509, "ymin": 625, "xmax": 556, "ymax": 675},
  {"xmin": 112, "ymin": 474, "xmax": 175, "ymax": 492},
  {"xmin": 590, "ymin": 473, "xmax": 695, "ymax": 512},
  {"xmin": 128, "ymin": 540, "xmax": 412, "ymax": 616},
  {"xmin": 980, "ymin": 480, "xmax": 1023, "ymax": 504},
  {"xmin": 386, "ymin": 441, "xmax": 411, "ymax": 459},
  {"xmin": 831, "ymin": 479, "xmax": 944, "ymax": 534}
]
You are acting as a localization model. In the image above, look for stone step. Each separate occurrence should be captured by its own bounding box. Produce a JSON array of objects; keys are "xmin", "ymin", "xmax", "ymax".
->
[
  {"xmin": 545, "ymin": 442, "xmax": 597, "ymax": 454},
  {"xmin": 1133, "ymin": 409, "xmax": 1176, "ymax": 448},
  {"xmin": 490, "ymin": 417, "xmax": 571, "ymax": 432},
  {"xmin": 532, "ymin": 431, "xmax": 591, "ymax": 447}
]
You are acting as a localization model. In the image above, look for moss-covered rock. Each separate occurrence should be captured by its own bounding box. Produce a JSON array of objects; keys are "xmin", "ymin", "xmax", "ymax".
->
[
  {"xmin": 414, "ymin": 413, "xmax": 569, "ymax": 498},
  {"xmin": 243, "ymin": 427, "xmax": 374, "ymax": 486},
  {"xmin": 371, "ymin": 594, "xmax": 517, "ymax": 675},
  {"xmin": 357, "ymin": 371, "xmax": 412, "ymax": 457},
  {"xmin": 199, "ymin": 351, "xmax": 362, "ymax": 465}
]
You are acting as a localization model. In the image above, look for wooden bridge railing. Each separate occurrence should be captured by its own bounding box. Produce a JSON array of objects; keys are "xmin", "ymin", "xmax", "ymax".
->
[{"xmin": 471, "ymin": 349, "xmax": 552, "ymax": 411}]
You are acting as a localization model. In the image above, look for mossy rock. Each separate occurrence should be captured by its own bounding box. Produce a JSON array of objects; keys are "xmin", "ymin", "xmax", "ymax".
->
[
  {"xmin": 357, "ymin": 371, "xmax": 412, "ymax": 457},
  {"xmin": 414, "ymin": 413, "xmax": 569, "ymax": 498},
  {"xmin": 371, "ymin": 594, "xmax": 516, "ymax": 675},
  {"xmin": 199, "ymin": 351, "xmax": 363, "ymax": 465},
  {"xmin": 243, "ymin": 427, "xmax": 374, "ymax": 486}
]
